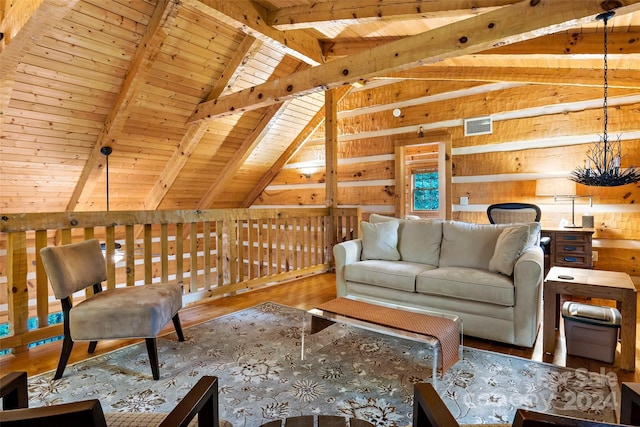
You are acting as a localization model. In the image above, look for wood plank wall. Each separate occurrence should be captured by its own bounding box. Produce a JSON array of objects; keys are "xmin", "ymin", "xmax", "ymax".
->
[{"xmin": 253, "ymin": 79, "xmax": 640, "ymax": 278}]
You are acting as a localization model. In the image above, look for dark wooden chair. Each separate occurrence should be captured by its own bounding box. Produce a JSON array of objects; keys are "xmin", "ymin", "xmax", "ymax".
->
[
  {"xmin": 412, "ymin": 382, "xmax": 461, "ymax": 426},
  {"xmin": 40, "ymin": 239, "xmax": 185, "ymax": 380},
  {"xmin": 512, "ymin": 409, "xmax": 630, "ymax": 426},
  {"xmin": 0, "ymin": 371, "xmax": 222, "ymax": 427},
  {"xmin": 413, "ymin": 382, "xmax": 640, "ymax": 427},
  {"xmin": 621, "ymin": 383, "xmax": 640, "ymax": 426}
]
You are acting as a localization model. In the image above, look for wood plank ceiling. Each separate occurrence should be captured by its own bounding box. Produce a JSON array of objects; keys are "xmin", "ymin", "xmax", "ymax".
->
[{"xmin": 1, "ymin": 0, "xmax": 639, "ymax": 213}]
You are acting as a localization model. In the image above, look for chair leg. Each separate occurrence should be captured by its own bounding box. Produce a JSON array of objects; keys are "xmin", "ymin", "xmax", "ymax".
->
[
  {"xmin": 173, "ymin": 314, "xmax": 185, "ymax": 342},
  {"xmin": 87, "ymin": 341, "xmax": 98, "ymax": 353},
  {"xmin": 54, "ymin": 335, "xmax": 74, "ymax": 380},
  {"xmin": 145, "ymin": 338, "xmax": 160, "ymax": 380}
]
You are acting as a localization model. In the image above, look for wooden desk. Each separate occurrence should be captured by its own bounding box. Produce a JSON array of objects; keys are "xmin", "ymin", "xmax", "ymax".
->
[
  {"xmin": 541, "ymin": 228, "xmax": 594, "ymax": 269},
  {"xmin": 543, "ymin": 266, "xmax": 637, "ymax": 371}
]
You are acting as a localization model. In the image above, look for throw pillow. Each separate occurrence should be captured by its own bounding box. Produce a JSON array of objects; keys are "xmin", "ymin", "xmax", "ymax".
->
[
  {"xmin": 489, "ymin": 225, "xmax": 530, "ymax": 276},
  {"xmin": 360, "ymin": 220, "xmax": 401, "ymax": 261}
]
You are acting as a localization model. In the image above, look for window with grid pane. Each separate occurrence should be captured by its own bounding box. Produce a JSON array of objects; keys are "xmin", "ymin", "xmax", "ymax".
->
[{"xmin": 412, "ymin": 171, "xmax": 439, "ymax": 211}]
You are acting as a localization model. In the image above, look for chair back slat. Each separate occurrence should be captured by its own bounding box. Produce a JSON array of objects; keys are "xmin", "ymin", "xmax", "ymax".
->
[{"xmin": 40, "ymin": 239, "xmax": 107, "ymax": 300}]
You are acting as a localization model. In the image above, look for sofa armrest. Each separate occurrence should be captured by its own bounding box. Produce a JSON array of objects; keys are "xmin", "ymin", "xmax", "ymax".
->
[
  {"xmin": 512, "ymin": 246, "xmax": 544, "ymax": 347},
  {"xmin": 333, "ymin": 239, "xmax": 362, "ymax": 297}
]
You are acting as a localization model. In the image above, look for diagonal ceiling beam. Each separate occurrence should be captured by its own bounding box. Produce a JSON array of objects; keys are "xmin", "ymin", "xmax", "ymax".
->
[
  {"xmin": 196, "ymin": 101, "xmax": 287, "ymax": 209},
  {"xmin": 322, "ymin": 31, "xmax": 640, "ymax": 59},
  {"xmin": 380, "ymin": 67, "xmax": 640, "ymax": 89},
  {"xmin": 189, "ymin": 0, "xmax": 640, "ymax": 124},
  {"xmin": 242, "ymin": 85, "xmax": 352, "ymax": 207},
  {"xmin": 268, "ymin": 0, "xmax": 517, "ymax": 30},
  {"xmin": 70, "ymin": 0, "xmax": 181, "ymax": 212},
  {"xmin": 143, "ymin": 35, "xmax": 262, "ymax": 210},
  {"xmin": 185, "ymin": 0, "xmax": 324, "ymax": 65}
]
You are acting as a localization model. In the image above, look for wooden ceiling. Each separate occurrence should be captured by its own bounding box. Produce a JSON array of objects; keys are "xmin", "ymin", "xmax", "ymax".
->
[{"xmin": 1, "ymin": 0, "xmax": 639, "ymax": 213}]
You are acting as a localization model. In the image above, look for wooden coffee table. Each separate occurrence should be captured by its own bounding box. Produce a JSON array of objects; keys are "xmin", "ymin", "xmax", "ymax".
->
[{"xmin": 543, "ymin": 266, "xmax": 637, "ymax": 371}]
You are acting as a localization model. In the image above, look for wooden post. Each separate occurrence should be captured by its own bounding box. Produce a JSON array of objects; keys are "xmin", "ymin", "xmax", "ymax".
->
[
  {"xmin": 190, "ymin": 222, "xmax": 198, "ymax": 292},
  {"xmin": 325, "ymin": 89, "xmax": 339, "ymax": 265},
  {"xmin": 126, "ymin": 224, "xmax": 136, "ymax": 286},
  {"xmin": 161, "ymin": 223, "xmax": 169, "ymax": 283},
  {"xmin": 35, "ymin": 230, "xmax": 48, "ymax": 327},
  {"xmin": 7, "ymin": 232, "xmax": 28, "ymax": 354}
]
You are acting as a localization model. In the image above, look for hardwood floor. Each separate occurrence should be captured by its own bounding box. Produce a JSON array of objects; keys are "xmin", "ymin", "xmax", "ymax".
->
[{"xmin": 1, "ymin": 272, "xmax": 638, "ymax": 383}]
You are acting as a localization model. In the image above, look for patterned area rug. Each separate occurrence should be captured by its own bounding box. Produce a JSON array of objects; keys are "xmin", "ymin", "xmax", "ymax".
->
[{"xmin": 26, "ymin": 302, "xmax": 618, "ymax": 427}]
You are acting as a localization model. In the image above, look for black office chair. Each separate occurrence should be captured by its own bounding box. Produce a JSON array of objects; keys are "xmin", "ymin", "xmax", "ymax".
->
[
  {"xmin": 487, "ymin": 203, "xmax": 551, "ymax": 271},
  {"xmin": 487, "ymin": 203, "xmax": 541, "ymax": 224}
]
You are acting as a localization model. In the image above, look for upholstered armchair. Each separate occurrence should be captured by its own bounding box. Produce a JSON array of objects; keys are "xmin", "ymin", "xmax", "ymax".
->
[
  {"xmin": 0, "ymin": 371, "xmax": 230, "ymax": 427},
  {"xmin": 40, "ymin": 239, "xmax": 185, "ymax": 380}
]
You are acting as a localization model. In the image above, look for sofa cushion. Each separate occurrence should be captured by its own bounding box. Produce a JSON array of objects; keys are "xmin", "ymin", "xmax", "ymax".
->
[
  {"xmin": 439, "ymin": 221, "xmax": 505, "ymax": 269},
  {"xmin": 345, "ymin": 260, "xmax": 436, "ymax": 292},
  {"xmin": 439, "ymin": 221, "xmax": 540, "ymax": 270},
  {"xmin": 369, "ymin": 214, "xmax": 442, "ymax": 266},
  {"xmin": 489, "ymin": 225, "xmax": 530, "ymax": 276},
  {"xmin": 416, "ymin": 267, "xmax": 515, "ymax": 306},
  {"xmin": 525, "ymin": 222, "xmax": 541, "ymax": 248},
  {"xmin": 360, "ymin": 220, "xmax": 401, "ymax": 261}
]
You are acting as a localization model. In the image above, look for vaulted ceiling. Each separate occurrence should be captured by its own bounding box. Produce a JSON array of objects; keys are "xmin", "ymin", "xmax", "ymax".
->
[{"xmin": 1, "ymin": 0, "xmax": 639, "ymax": 213}]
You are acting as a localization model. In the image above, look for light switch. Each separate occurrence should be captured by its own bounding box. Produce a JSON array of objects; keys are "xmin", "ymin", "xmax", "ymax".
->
[{"xmin": 460, "ymin": 196, "xmax": 469, "ymax": 205}]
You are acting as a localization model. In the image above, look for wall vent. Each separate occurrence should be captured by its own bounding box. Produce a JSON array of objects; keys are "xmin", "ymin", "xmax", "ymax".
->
[{"xmin": 464, "ymin": 116, "xmax": 492, "ymax": 136}]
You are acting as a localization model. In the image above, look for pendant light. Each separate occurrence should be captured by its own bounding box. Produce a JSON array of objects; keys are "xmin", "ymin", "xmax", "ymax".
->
[{"xmin": 569, "ymin": 11, "xmax": 640, "ymax": 187}]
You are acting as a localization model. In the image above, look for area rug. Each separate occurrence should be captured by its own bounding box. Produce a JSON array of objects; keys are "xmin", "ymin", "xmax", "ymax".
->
[{"xmin": 26, "ymin": 302, "xmax": 618, "ymax": 427}]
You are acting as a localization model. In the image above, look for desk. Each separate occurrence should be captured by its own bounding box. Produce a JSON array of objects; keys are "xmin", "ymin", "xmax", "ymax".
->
[
  {"xmin": 541, "ymin": 228, "xmax": 594, "ymax": 270},
  {"xmin": 260, "ymin": 415, "xmax": 374, "ymax": 427},
  {"xmin": 543, "ymin": 266, "xmax": 637, "ymax": 371}
]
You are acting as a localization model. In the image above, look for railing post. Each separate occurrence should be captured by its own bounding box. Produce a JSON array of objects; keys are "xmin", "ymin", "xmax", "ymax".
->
[
  {"xmin": 35, "ymin": 230, "xmax": 49, "ymax": 327},
  {"xmin": 7, "ymin": 232, "xmax": 29, "ymax": 354}
]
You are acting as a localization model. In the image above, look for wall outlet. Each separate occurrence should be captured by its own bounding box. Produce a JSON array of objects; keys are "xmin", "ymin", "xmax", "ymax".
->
[
  {"xmin": 592, "ymin": 251, "xmax": 598, "ymax": 262},
  {"xmin": 460, "ymin": 196, "xmax": 469, "ymax": 205}
]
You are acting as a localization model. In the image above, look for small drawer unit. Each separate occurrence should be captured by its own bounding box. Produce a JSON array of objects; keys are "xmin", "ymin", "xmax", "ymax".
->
[{"xmin": 543, "ymin": 228, "xmax": 594, "ymax": 269}]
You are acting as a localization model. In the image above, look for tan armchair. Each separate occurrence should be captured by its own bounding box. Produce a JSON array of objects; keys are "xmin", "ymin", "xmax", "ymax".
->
[
  {"xmin": 40, "ymin": 239, "xmax": 185, "ymax": 380},
  {"xmin": 0, "ymin": 371, "xmax": 226, "ymax": 427}
]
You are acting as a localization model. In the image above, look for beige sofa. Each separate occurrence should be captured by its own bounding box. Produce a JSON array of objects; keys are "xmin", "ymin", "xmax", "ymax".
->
[{"xmin": 333, "ymin": 214, "xmax": 544, "ymax": 347}]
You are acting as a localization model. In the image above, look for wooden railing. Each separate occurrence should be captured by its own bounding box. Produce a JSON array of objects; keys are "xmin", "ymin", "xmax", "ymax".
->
[{"xmin": 0, "ymin": 207, "xmax": 361, "ymax": 354}]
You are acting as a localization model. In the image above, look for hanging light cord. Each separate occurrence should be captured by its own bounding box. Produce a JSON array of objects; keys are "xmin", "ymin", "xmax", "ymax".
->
[
  {"xmin": 602, "ymin": 14, "xmax": 609, "ymax": 146},
  {"xmin": 100, "ymin": 146, "xmax": 112, "ymax": 211}
]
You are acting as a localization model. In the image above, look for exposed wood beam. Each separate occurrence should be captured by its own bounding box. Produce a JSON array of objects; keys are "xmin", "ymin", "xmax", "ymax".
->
[
  {"xmin": 0, "ymin": 0, "xmax": 79, "ymax": 135},
  {"xmin": 380, "ymin": 67, "xmax": 640, "ymax": 89},
  {"xmin": 322, "ymin": 32, "xmax": 640, "ymax": 59},
  {"xmin": 144, "ymin": 36, "xmax": 262, "ymax": 210},
  {"xmin": 70, "ymin": 0, "xmax": 181, "ymax": 212},
  {"xmin": 189, "ymin": 0, "xmax": 640, "ymax": 124},
  {"xmin": 185, "ymin": 0, "xmax": 324, "ymax": 65},
  {"xmin": 325, "ymin": 89, "xmax": 338, "ymax": 209},
  {"xmin": 484, "ymin": 31, "xmax": 640, "ymax": 55},
  {"xmin": 0, "ymin": 0, "xmax": 44, "ymax": 51},
  {"xmin": 242, "ymin": 85, "xmax": 351, "ymax": 207},
  {"xmin": 268, "ymin": 0, "xmax": 516, "ymax": 30},
  {"xmin": 196, "ymin": 102, "xmax": 287, "ymax": 209}
]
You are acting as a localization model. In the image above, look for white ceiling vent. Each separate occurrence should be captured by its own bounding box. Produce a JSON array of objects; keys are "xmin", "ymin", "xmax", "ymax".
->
[{"xmin": 464, "ymin": 116, "xmax": 493, "ymax": 136}]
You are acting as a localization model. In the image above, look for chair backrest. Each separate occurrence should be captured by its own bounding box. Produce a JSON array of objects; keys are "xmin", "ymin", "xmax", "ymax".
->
[
  {"xmin": 412, "ymin": 382, "xmax": 460, "ymax": 426},
  {"xmin": 40, "ymin": 239, "xmax": 107, "ymax": 300},
  {"xmin": 487, "ymin": 203, "xmax": 541, "ymax": 224},
  {"xmin": 512, "ymin": 409, "xmax": 625, "ymax": 426}
]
